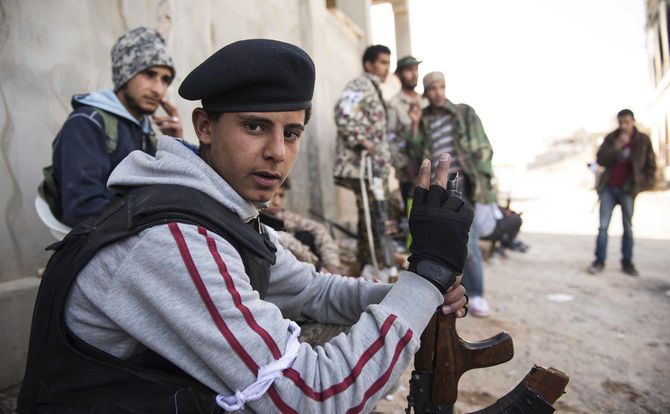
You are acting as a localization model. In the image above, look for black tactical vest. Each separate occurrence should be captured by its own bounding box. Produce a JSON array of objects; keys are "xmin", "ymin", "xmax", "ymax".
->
[{"xmin": 17, "ymin": 184, "xmax": 278, "ymax": 413}]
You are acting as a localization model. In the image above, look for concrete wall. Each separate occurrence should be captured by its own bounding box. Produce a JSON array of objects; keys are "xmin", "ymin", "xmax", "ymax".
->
[
  {"xmin": 0, "ymin": 0, "xmax": 367, "ymax": 282},
  {"xmin": 0, "ymin": 277, "xmax": 40, "ymax": 390}
]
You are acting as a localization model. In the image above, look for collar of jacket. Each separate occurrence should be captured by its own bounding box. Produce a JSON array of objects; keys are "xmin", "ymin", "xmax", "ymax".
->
[
  {"xmin": 417, "ymin": 99, "xmax": 467, "ymax": 156},
  {"xmin": 422, "ymin": 98, "xmax": 457, "ymax": 116},
  {"xmin": 363, "ymin": 72, "xmax": 382, "ymax": 86},
  {"xmin": 108, "ymin": 136, "xmax": 264, "ymax": 224},
  {"xmin": 420, "ymin": 99, "xmax": 463, "ymax": 135}
]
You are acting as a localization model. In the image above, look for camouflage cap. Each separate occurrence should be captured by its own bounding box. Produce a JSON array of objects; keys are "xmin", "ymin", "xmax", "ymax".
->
[
  {"xmin": 423, "ymin": 71, "xmax": 445, "ymax": 90},
  {"xmin": 111, "ymin": 27, "xmax": 175, "ymax": 91},
  {"xmin": 395, "ymin": 55, "xmax": 421, "ymax": 72}
]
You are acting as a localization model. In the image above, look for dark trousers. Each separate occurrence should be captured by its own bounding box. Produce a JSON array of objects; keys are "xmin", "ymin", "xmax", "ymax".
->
[
  {"xmin": 595, "ymin": 186, "xmax": 634, "ymax": 264},
  {"xmin": 462, "ymin": 222, "xmax": 484, "ymax": 297},
  {"xmin": 489, "ymin": 213, "xmax": 522, "ymax": 248}
]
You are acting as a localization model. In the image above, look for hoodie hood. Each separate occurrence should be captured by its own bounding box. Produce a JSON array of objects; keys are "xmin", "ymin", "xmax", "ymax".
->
[
  {"xmin": 107, "ymin": 136, "xmax": 262, "ymax": 222},
  {"xmin": 72, "ymin": 90, "xmax": 153, "ymax": 135}
]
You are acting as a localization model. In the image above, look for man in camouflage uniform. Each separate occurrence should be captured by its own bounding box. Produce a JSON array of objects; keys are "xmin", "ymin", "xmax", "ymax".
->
[
  {"xmin": 387, "ymin": 56, "xmax": 426, "ymax": 206},
  {"xmin": 333, "ymin": 45, "xmax": 392, "ymax": 269},
  {"xmin": 265, "ymin": 179, "xmax": 344, "ymax": 274},
  {"xmin": 407, "ymin": 71, "xmax": 495, "ymax": 316}
]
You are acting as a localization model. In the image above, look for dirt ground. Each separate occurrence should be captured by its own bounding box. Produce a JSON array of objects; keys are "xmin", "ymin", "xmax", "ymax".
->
[{"xmin": 376, "ymin": 156, "xmax": 670, "ymax": 414}]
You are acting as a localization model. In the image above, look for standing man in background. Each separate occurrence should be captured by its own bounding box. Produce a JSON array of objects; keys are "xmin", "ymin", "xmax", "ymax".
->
[
  {"xmin": 409, "ymin": 71, "xmax": 496, "ymax": 317},
  {"xmin": 333, "ymin": 45, "xmax": 392, "ymax": 269},
  {"xmin": 43, "ymin": 27, "xmax": 182, "ymax": 226},
  {"xmin": 587, "ymin": 109, "xmax": 656, "ymax": 276},
  {"xmin": 387, "ymin": 55, "xmax": 425, "ymax": 207}
]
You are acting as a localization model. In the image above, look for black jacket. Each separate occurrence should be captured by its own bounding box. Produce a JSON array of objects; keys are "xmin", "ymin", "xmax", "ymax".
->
[
  {"xmin": 596, "ymin": 128, "xmax": 656, "ymax": 196},
  {"xmin": 53, "ymin": 96, "xmax": 156, "ymax": 226}
]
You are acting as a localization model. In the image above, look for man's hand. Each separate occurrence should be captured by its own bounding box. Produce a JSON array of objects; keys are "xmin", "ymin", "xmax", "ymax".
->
[
  {"xmin": 615, "ymin": 132, "xmax": 631, "ymax": 149},
  {"xmin": 360, "ymin": 139, "xmax": 377, "ymax": 155},
  {"xmin": 409, "ymin": 102, "xmax": 421, "ymax": 125},
  {"xmin": 407, "ymin": 153, "xmax": 474, "ymax": 292},
  {"xmin": 441, "ymin": 280, "xmax": 467, "ymax": 317},
  {"xmin": 152, "ymin": 99, "xmax": 183, "ymax": 138}
]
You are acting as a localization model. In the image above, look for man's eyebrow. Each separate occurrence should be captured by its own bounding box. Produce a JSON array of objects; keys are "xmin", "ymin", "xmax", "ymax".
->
[
  {"xmin": 236, "ymin": 115, "xmax": 304, "ymax": 131},
  {"xmin": 236, "ymin": 115, "xmax": 273, "ymax": 125},
  {"xmin": 286, "ymin": 123, "xmax": 305, "ymax": 132}
]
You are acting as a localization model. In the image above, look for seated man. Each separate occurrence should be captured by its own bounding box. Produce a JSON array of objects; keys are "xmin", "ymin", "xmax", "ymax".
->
[
  {"xmin": 265, "ymin": 178, "xmax": 345, "ymax": 274},
  {"xmin": 45, "ymin": 26, "xmax": 182, "ymax": 226},
  {"xmin": 477, "ymin": 203, "xmax": 528, "ymax": 256},
  {"xmin": 19, "ymin": 40, "xmax": 471, "ymax": 413}
]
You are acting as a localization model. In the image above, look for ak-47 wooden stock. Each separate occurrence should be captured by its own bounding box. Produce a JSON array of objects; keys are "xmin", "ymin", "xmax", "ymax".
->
[
  {"xmin": 406, "ymin": 312, "xmax": 514, "ymax": 413},
  {"xmin": 406, "ymin": 313, "xmax": 569, "ymax": 414}
]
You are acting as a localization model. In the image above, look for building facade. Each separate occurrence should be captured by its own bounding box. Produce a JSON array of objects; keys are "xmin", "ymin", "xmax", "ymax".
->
[{"xmin": 647, "ymin": 0, "xmax": 670, "ymax": 178}]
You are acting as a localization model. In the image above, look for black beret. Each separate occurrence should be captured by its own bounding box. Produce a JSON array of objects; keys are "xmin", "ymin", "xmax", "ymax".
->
[{"xmin": 179, "ymin": 39, "xmax": 315, "ymax": 112}]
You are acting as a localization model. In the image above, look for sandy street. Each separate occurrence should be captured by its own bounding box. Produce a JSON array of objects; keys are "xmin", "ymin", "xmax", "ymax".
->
[{"xmin": 377, "ymin": 155, "xmax": 670, "ymax": 414}]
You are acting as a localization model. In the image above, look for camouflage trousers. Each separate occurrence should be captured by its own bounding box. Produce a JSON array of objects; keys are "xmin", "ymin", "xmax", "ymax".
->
[
  {"xmin": 298, "ymin": 322, "xmax": 350, "ymax": 347},
  {"xmin": 336, "ymin": 178, "xmax": 389, "ymax": 269}
]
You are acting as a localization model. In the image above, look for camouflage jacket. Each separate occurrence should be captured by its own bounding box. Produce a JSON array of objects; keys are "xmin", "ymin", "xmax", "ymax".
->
[
  {"xmin": 333, "ymin": 73, "xmax": 391, "ymax": 181},
  {"xmin": 277, "ymin": 231, "xmax": 320, "ymax": 266},
  {"xmin": 387, "ymin": 91, "xmax": 426, "ymax": 183},
  {"xmin": 278, "ymin": 210, "xmax": 342, "ymax": 269},
  {"xmin": 408, "ymin": 100, "xmax": 496, "ymax": 204}
]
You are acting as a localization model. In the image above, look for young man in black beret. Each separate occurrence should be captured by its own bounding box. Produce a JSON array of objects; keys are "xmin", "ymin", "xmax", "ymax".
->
[{"xmin": 20, "ymin": 39, "xmax": 471, "ymax": 413}]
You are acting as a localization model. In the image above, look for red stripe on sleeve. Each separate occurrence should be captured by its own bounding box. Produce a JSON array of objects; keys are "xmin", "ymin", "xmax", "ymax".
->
[
  {"xmin": 197, "ymin": 227, "xmax": 282, "ymax": 359},
  {"xmin": 171, "ymin": 223, "xmax": 294, "ymax": 412},
  {"xmin": 267, "ymin": 386, "xmax": 299, "ymax": 414},
  {"xmin": 282, "ymin": 314, "xmax": 399, "ymax": 401},
  {"xmin": 346, "ymin": 329, "xmax": 414, "ymax": 414},
  {"xmin": 168, "ymin": 223, "xmax": 259, "ymax": 374}
]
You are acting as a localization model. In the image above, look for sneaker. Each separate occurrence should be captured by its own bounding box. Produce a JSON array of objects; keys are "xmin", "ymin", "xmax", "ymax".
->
[
  {"xmin": 587, "ymin": 261, "xmax": 604, "ymax": 274},
  {"xmin": 622, "ymin": 261, "xmax": 639, "ymax": 277},
  {"xmin": 508, "ymin": 240, "xmax": 529, "ymax": 253},
  {"xmin": 469, "ymin": 296, "xmax": 491, "ymax": 317}
]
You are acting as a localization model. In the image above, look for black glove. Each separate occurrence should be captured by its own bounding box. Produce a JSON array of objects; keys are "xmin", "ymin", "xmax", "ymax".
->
[{"xmin": 407, "ymin": 184, "xmax": 474, "ymax": 291}]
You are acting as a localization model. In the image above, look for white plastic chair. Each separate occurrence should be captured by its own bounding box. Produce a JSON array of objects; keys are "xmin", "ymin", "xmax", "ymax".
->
[{"xmin": 35, "ymin": 195, "xmax": 72, "ymax": 240}]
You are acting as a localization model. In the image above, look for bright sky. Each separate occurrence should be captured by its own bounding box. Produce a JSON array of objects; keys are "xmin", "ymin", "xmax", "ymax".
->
[{"xmin": 371, "ymin": 0, "xmax": 652, "ymax": 164}]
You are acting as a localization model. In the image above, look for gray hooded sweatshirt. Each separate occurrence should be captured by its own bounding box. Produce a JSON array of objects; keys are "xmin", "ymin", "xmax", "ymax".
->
[{"xmin": 65, "ymin": 136, "xmax": 443, "ymax": 413}]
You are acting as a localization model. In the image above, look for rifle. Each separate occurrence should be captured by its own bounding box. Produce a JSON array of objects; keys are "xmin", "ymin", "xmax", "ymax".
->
[
  {"xmin": 359, "ymin": 151, "xmax": 397, "ymax": 271},
  {"xmin": 406, "ymin": 312, "xmax": 513, "ymax": 413},
  {"xmin": 307, "ymin": 208, "xmax": 358, "ymax": 239},
  {"xmin": 406, "ymin": 312, "xmax": 569, "ymax": 414}
]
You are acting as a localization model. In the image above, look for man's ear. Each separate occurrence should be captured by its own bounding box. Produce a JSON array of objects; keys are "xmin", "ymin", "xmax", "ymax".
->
[
  {"xmin": 192, "ymin": 108, "xmax": 213, "ymax": 145},
  {"xmin": 363, "ymin": 60, "xmax": 372, "ymax": 74}
]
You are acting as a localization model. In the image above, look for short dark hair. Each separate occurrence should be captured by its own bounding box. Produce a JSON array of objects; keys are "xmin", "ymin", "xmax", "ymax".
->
[
  {"xmin": 617, "ymin": 109, "xmax": 634, "ymax": 119},
  {"xmin": 206, "ymin": 107, "xmax": 312, "ymax": 125},
  {"xmin": 362, "ymin": 45, "xmax": 391, "ymax": 66}
]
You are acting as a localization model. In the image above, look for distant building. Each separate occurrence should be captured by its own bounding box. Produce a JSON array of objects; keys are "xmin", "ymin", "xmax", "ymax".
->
[{"xmin": 647, "ymin": 0, "xmax": 670, "ymax": 179}]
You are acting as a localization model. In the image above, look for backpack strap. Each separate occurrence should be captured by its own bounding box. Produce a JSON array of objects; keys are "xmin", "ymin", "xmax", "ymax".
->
[
  {"xmin": 94, "ymin": 108, "xmax": 119, "ymax": 154},
  {"xmin": 38, "ymin": 165, "xmax": 63, "ymax": 220}
]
